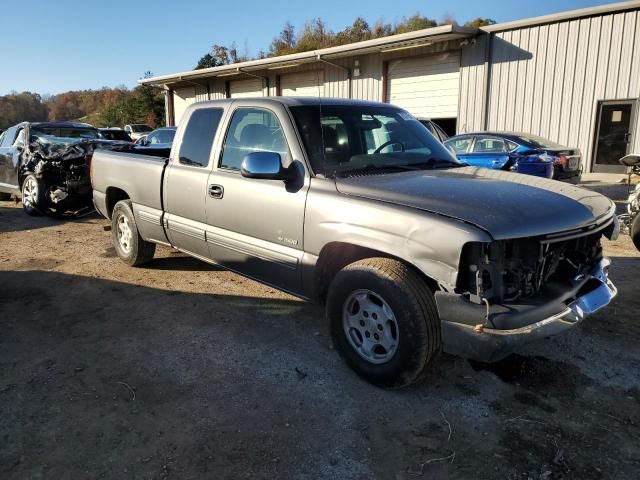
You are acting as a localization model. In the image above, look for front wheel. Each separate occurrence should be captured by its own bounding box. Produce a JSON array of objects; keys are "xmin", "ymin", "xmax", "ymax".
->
[
  {"xmin": 111, "ymin": 200, "xmax": 156, "ymax": 266},
  {"xmin": 327, "ymin": 257, "xmax": 441, "ymax": 388},
  {"xmin": 21, "ymin": 174, "xmax": 45, "ymax": 216},
  {"xmin": 631, "ymin": 213, "xmax": 640, "ymax": 252}
]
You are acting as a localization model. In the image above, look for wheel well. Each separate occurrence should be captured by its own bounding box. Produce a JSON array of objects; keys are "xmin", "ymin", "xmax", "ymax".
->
[
  {"xmin": 314, "ymin": 242, "xmax": 437, "ymax": 303},
  {"xmin": 105, "ymin": 187, "xmax": 130, "ymax": 218}
]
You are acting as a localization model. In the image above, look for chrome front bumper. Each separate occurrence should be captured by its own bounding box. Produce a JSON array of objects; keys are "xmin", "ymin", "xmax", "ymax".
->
[{"xmin": 439, "ymin": 258, "xmax": 617, "ymax": 362}]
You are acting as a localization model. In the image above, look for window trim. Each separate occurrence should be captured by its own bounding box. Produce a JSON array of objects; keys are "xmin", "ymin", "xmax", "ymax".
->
[{"xmin": 217, "ymin": 106, "xmax": 291, "ymax": 174}]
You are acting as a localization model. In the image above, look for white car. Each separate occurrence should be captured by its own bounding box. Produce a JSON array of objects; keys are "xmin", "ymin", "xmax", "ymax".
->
[{"xmin": 123, "ymin": 124, "xmax": 153, "ymax": 141}]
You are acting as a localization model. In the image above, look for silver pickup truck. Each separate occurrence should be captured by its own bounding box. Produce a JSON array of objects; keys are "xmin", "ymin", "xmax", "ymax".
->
[{"xmin": 92, "ymin": 97, "xmax": 618, "ymax": 388}]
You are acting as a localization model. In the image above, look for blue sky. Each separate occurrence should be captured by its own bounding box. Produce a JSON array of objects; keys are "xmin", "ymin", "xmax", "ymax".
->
[{"xmin": 1, "ymin": 0, "xmax": 618, "ymax": 96}]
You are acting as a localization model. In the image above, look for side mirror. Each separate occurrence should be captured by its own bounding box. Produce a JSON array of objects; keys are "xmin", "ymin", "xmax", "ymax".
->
[{"xmin": 241, "ymin": 151, "xmax": 294, "ymax": 181}]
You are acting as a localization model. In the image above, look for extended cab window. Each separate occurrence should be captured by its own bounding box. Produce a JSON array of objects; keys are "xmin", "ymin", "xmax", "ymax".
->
[
  {"xmin": 445, "ymin": 136, "xmax": 472, "ymax": 153},
  {"xmin": 178, "ymin": 108, "xmax": 223, "ymax": 167},
  {"xmin": 220, "ymin": 108, "xmax": 289, "ymax": 171}
]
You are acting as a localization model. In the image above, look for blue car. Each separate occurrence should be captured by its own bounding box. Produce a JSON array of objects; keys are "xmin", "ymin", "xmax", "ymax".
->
[{"xmin": 444, "ymin": 132, "xmax": 582, "ymax": 182}]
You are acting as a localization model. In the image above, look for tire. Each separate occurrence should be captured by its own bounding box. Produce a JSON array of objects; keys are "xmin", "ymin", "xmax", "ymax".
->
[
  {"xmin": 21, "ymin": 174, "xmax": 45, "ymax": 216},
  {"xmin": 111, "ymin": 200, "xmax": 156, "ymax": 266},
  {"xmin": 631, "ymin": 214, "xmax": 640, "ymax": 252},
  {"xmin": 0, "ymin": 192, "xmax": 11, "ymax": 201},
  {"xmin": 327, "ymin": 257, "xmax": 441, "ymax": 388}
]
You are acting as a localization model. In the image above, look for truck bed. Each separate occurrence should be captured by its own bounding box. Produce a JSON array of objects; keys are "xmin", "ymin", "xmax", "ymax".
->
[{"xmin": 91, "ymin": 149, "xmax": 168, "ymax": 214}]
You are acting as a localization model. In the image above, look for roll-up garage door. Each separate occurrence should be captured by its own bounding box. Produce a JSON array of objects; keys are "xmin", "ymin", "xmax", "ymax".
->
[
  {"xmin": 281, "ymin": 71, "xmax": 324, "ymax": 97},
  {"xmin": 173, "ymin": 87, "xmax": 196, "ymax": 125},
  {"xmin": 229, "ymin": 78, "xmax": 264, "ymax": 98},
  {"xmin": 386, "ymin": 52, "xmax": 460, "ymax": 118}
]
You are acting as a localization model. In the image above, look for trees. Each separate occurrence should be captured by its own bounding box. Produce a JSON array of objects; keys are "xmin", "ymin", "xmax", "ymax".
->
[
  {"xmin": 393, "ymin": 14, "xmax": 438, "ymax": 34},
  {"xmin": 464, "ymin": 18, "xmax": 497, "ymax": 28},
  {"xmin": 0, "ymin": 84, "xmax": 166, "ymax": 130},
  {"xmin": 0, "ymin": 92, "xmax": 48, "ymax": 129},
  {"xmin": 269, "ymin": 21, "xmax": 296, "ymax": 56},
  {"xmin": 195, "ymin": 12, "xmax": 490, "ymax": 66}
]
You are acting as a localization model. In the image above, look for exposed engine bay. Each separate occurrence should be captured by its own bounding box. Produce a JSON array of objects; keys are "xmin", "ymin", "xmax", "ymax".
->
[{"xmin": 458, "ymin": 229, "xmax": 606, "ymax": 305}]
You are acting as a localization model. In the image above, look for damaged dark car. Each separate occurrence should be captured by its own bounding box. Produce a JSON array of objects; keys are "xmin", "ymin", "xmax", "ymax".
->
[{"xmin": 0, "ymin": 122, "xmax": 126, "ymax": 216}]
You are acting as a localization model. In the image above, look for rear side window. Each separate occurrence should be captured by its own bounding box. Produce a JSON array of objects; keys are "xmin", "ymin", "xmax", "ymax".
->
[
  {"xmin": 445, "ymin": 136, "xmax": 472, "ymax": 153},
  {"xmin": 178, "ymin": 108, "xmax": 223, "ymax": 167},
  {"xmin": 0, "ymin": 127, "xmax": 17, "ymax": 148},
  {"xmin": 473, "ymin": 137, "xmax": 506, "ymax": 153}
]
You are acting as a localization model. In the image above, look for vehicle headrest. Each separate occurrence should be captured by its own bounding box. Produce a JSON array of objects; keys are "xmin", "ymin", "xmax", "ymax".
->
[{"xmin": 240, "ymin": 124, "xmax": 272, "ymax": 149}]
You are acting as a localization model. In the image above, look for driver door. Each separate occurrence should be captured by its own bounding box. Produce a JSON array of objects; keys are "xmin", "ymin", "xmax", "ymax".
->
[
  {"xmin": 205, "ymin": 104, "xmax": 310, "ymax": 295},
  {"xmin": 0, "ymin": 127, "xmax": 24, "ymax": 189}
]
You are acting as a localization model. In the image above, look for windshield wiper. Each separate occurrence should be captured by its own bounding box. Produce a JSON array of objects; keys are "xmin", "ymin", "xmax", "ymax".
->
[{"xmin": 392, "ymin": 158, "xmax": 465, "ymax": 171}]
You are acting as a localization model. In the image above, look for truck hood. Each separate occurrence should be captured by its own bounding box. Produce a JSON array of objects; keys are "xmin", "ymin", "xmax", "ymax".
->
[{"xmin": 335, "ymin": 166, "xmax": 614, "ymax": 239}]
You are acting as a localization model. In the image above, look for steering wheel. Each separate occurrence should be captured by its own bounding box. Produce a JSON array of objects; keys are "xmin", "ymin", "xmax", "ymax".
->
[{"xmin": 373, "ymin": 141, "xmax": 405, "ymax": 154}]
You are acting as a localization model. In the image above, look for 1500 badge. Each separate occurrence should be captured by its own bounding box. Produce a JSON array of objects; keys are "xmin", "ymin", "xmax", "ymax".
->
[{"xmin": 277, "ymin": 236, "xmax": 299, "ymax": 246}]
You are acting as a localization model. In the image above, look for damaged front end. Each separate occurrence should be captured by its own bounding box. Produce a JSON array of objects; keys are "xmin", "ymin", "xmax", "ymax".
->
[
  {"xmin": 21, "ymin": 140, "xmax": 101, "ymax": 216},
  {"xmin": 436, "ymin": 219, "xmax": 619, "ymax": 362}
]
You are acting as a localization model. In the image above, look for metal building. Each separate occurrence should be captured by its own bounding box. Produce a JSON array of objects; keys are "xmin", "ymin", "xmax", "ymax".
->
[{"xmin": 141, "ymin": 0, "xmax": 640, "ymax": 173}]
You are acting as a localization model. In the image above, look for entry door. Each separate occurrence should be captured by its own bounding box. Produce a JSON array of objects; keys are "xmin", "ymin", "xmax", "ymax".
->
[
  {"xmin": 593, "ymin": 101, "xmax": 636, "ymax": 173},
  {"xmin": 0, "ymin": 126, "xmax": 22, "ymax": 189},
  {"xmin": 205, "ymin": 105, "xmax": 308, "ymax": 295}
]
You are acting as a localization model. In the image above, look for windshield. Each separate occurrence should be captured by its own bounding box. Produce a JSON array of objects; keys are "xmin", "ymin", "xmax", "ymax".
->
[
  {"xmin": 131, "ymin": 124, "xmax": 152, "ymax": 133},
  {"xmin": 30, "ymin": 127, "xmax": 101, "ymax": 143},
  {"xmin": 290, "ymin": 105, "xmax": 461, "ymax": 177}
]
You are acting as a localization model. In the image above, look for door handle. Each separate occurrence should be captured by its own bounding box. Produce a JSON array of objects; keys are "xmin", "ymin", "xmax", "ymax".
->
[
  {"xmin": 624, "ymin": 132, "xmax": 632, "ymax": 143},
  {"xmin": 208, "ymin": 184, "xmax": 224, "ymax": 199}
]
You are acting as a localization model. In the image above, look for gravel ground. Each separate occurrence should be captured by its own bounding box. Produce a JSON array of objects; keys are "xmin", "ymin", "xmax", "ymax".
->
[{"xmin": 1, "ymin": 200, "xmax": 639, "ymax": 480}]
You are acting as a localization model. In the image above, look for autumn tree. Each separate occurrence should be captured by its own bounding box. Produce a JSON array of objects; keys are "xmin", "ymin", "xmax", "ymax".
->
[
  {"xmin": 393, "ymin": 14, "xmax": 438, "ymax": 34},
  {"xmin": 464, "ymin": 18, "xmax": 497, "ymax": 28}
]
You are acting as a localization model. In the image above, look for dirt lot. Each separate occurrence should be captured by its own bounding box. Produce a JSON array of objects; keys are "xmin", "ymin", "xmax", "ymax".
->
[{"xmin": 1, "ymin": 200, "xmax": 639, "ymax": 480}]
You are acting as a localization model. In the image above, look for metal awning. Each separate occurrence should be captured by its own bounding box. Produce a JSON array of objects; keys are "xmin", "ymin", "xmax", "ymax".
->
[{"xmin": 140, "ymin": 24, "xmax": 478, "ymax": 88}]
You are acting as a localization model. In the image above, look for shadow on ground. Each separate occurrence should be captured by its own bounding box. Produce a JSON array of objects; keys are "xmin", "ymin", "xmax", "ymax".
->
[{"xmin": 0, "ymin": 203, "xmax": 101, "ymax": 233}]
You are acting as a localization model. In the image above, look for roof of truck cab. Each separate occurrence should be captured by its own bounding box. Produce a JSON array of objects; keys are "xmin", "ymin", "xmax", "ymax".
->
[
  {"xmin": 15, "ymin": 121, "xmax": 98, "ymax": 129},
  {"xmin": 193, "ymin": 97, "xmax": 394, "ymax": 108}
]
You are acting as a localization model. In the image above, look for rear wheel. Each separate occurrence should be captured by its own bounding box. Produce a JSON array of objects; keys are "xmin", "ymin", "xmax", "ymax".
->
[
  {"xmin": 631, "ymin": 213, "xmax": 640, "ymax": 252},
  {"xmin": 21, "ymin": 174, "xmax": 44, "ymax": 216},
  {"xmin": 327, "ymin": 257, "xmax": 441, "ymax": 388},
  {"xmin": 111, "ymin": 200, "xmax": 156, "ymax": 266}
]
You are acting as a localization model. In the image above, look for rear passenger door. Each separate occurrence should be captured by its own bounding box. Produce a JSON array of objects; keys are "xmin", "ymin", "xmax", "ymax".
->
[
  {"xmin": 164, "ymin": 107, "xmax": 225, "ymax": 260},
  {"xmin": 205, "ymin": 103, "xmax": 309, "ymax": 295},
  {"xmin": 466, "ymin": 135, "xmax": 510, "ymax": 169},
  {"xmin": 0, "ymin": 127, "xmax": 23, "ymax": 189}
]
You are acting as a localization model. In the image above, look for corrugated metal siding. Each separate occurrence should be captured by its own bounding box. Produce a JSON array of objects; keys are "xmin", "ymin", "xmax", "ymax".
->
[
  {"xmin": 209, "ymin": 79, "xmax": 226, "ymax": 100},
  {"xmin": 195, "ymin": 85, "xmax": 209, "ymax": 102},
  {"xmin": 458, "ymin": 35, "xmax": 486, "ymax": 133},
  {"xmin": 460, "ymin": 8, "xmax": 640, "ymax": 171}
]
